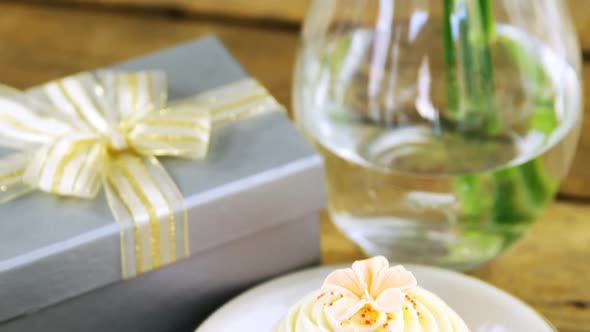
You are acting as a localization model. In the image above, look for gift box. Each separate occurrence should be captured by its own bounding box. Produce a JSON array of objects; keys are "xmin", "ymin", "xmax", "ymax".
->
[{"xmin": 0, "ymin": 36, "xmax": 324, "ymax": 332}]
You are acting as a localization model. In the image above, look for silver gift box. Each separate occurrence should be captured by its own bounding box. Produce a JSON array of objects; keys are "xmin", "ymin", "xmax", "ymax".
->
[{"xmin": 0, "ymin": 36, "xmax": 324, "ymax": 332}]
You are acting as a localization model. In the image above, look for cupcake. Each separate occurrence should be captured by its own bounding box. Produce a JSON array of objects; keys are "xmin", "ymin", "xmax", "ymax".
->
[{"xmin": 274, "ymin": 257, "xmax": 470, "ymax": 332}]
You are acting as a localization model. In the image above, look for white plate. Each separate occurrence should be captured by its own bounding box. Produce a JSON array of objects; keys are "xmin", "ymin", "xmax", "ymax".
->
[{"xmin": 197, "ymin": 264, "xmax": 555, "ymax": 332}]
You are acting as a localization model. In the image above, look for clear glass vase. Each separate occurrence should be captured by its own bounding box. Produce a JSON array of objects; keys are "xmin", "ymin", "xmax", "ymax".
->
[{"xmin": 294, "ymin": 0, "xmax": 582, "ymax": 270}]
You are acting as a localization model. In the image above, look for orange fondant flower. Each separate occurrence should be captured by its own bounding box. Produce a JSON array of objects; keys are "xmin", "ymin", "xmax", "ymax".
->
[{"xmin": 322, "ymin": 256, "xmax": 417, "ymax": 321}]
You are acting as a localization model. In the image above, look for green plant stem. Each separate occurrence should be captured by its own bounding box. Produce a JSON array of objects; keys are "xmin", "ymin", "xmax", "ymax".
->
[
  {"xmin": 490, "ymin": 35, "xmax": 560, "ymax": 221},
  {"xmin": 455, "ymin": 175, "xmax": 486, "ymax": 221},
  {"xmin": 443, "ymin": 0, "xmax": 459, "ymax": 118},
  {"xmin": 475, "ymin": 0, "xmax": 499, "ymax": 133},
  {"xmin": 492, "ymin": 168, "xmax": 535, "ymax": 224},
  {"xmin": 477, "ymin": 0, "xmax": 494, "ymax": 41},
  {"xmin": 445, "ymin": 0, "xmax": 560, "ymax": 227},
  {"xmin": 457, "ymin": 0, "xmax": 500, "ymax": 133}
]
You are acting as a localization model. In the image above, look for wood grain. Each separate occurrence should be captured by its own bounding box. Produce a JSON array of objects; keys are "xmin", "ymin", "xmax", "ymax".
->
[
  {"xmin": 0, "ymin": 2, "xmax": 298, "ymax": 108},
  {"xmin": 561, "ymin": 64, "xmax": 590, "ymax": 199},
  {"xmin": 18, "ymin": 0, "xmax": 590, "ymax": 52},
  {"xmin": 321, "ymin": 202, "xmax": 590, "ymax": 332},
  {"xmin": 28, "ymin": 0, "xmax": 311, "ymax": 23}
]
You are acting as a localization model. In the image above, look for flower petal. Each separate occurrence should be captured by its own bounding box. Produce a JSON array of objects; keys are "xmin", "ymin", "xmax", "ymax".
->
[
  {"xmin": 372, "ymin": 265, "xmax": 417, "ymax": 296},
  {"xmin": 323, "ymin": 268, "xmax": 364, "ymax": 298},
  {"xmin": 351, "ymin": 256, "xmax": 389, "ymax": 294},
  {"xmin": 371, "ymin": 288, "xmax": 405, "ymax": 314},
  {"xmin": 326, "ymin": 297, "xmax": 368, "ymax": 322},
  {"xmin": 388, "ymin": 265, "xmax": 417, "ymax": 289}
]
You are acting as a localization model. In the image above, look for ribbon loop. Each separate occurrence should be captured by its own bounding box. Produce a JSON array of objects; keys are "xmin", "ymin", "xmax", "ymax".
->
[
  {"xmin": 97, "ymin": 71, "xmax": 168, "ymax": 126},
  {"xmin": 129, "ymin": 106, "xmax": 211, "ymax": 159},
  {"xmin": 28, "ymin": 73, "xmax": 115, "ymax": 135},
  {"xmin": 23, "ymin": 133, "xmax": 105, "ymax": 198},
  {"xmin": 0, "ymin": 86, "xmax": 72, "ymax": 149}
]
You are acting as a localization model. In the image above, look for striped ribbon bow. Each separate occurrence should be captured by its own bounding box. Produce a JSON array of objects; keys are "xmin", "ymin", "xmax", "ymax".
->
[{"xmin": 0, "ymin": 71, "xmax": 280, "ymax": 278}]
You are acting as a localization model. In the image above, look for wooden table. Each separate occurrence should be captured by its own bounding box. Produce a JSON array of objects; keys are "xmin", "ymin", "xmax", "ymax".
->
[{"xmin": 1, "ymin": 2, "xmax": 589, "ymax": 331}]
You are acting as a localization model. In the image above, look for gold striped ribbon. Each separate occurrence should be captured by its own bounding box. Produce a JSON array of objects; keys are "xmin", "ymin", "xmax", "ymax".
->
[{"xmin": 0, "ymin": 71, "xmax": 282, "ymax": 278}]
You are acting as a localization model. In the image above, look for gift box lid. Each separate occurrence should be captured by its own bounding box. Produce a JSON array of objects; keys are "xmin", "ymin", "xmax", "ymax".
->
[{"xmin": 0, "ymin": 36, "xmax": 324, "ymax": 323}]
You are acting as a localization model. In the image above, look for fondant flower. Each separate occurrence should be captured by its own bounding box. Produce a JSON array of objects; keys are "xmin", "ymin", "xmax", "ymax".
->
[{"xmin": 322, "ymin": 256, "xmax": 417, "ymax": 321}]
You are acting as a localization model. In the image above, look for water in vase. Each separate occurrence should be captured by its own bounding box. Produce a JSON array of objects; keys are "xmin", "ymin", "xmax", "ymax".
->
[{"xmin": 295, "ymin": 25, "xmax": 581, "ymax": 269}]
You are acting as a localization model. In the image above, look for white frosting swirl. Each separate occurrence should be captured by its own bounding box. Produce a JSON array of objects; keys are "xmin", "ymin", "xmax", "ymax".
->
[{"xmin": 274, "ymin": 286, "xmax": 470, "ymax": 332}]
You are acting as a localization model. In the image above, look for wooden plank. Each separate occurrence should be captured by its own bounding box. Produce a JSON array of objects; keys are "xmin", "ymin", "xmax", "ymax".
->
[
  {"xmin": 0, "ymin": 1, "xmax": 588, "ymax": 199},
  {"xmin": 321, "ymin": 202, "xmax": 590, "ymax": 332},
  {"xmin": 0, "ymin": 2, "xmax": 298, "ymax": 107},
  {"xmin": 570, "ymin": 0, "xmax": 590, "ymax": 53},
  {"xmin": 20, "ymin": 0, "xmax": 590, "ymax": 51},
  {"xmin": 560, "ymin": 64, "xmax": 590, "ymax": 199},
  {"xmin": 90, "ymin": 0, "xmax": 310, "ymax": 23}
]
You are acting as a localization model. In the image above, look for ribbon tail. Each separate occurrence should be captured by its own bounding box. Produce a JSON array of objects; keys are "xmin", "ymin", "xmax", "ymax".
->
[
  {"xmin": 104, "ymin": 153, "xmax": 188, "ymax": 279},
  {"xmin": 0, "ymin": 152, "xmax": 34, "ymax": 204}
]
